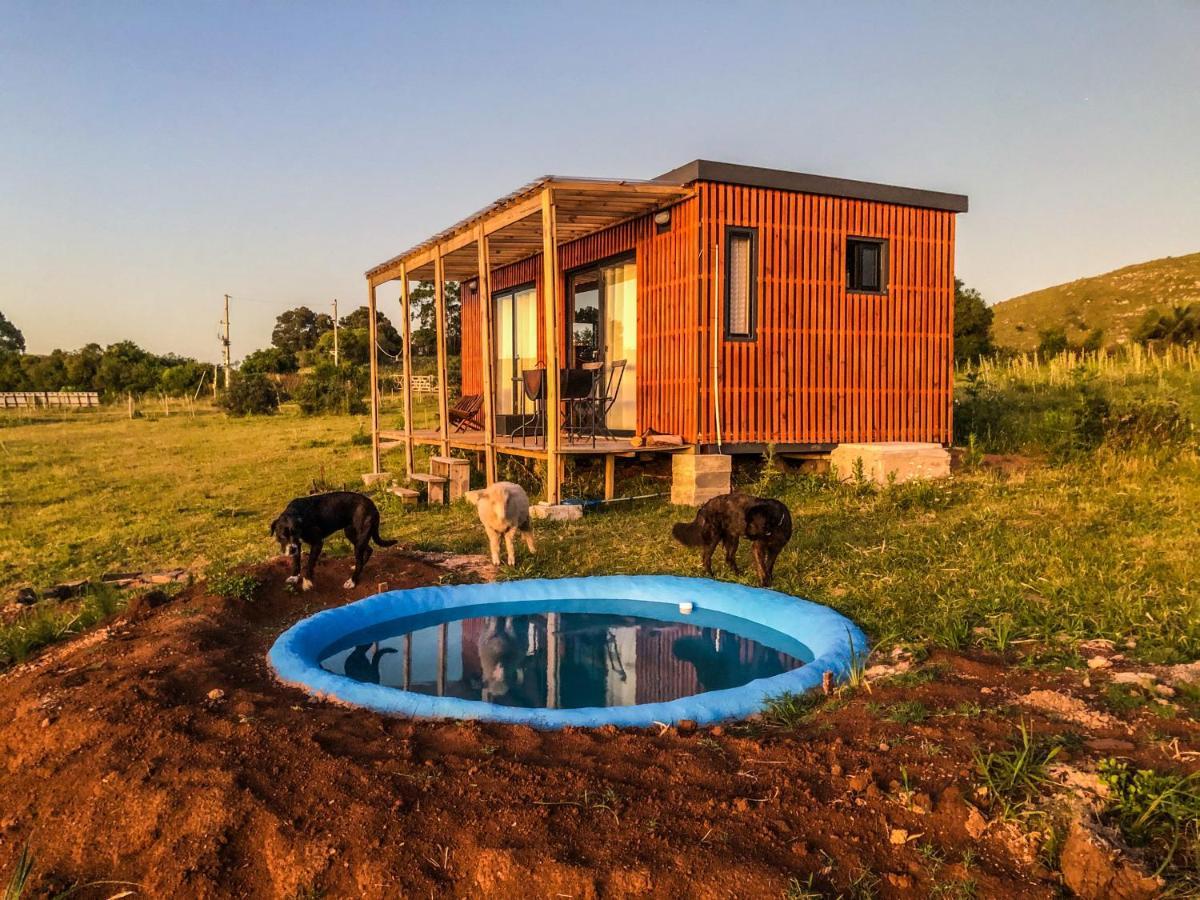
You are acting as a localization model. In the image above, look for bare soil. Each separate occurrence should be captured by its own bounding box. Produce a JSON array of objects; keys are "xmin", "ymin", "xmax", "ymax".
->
[{"xmin": 1, "ymin": 551, "xmax": 1196, "ymax": 898}]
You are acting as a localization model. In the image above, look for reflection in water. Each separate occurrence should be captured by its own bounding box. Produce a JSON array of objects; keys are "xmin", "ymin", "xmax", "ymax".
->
[{"xmin": 320, "ymin": 611, "xmax": 805, "ymax": 710}]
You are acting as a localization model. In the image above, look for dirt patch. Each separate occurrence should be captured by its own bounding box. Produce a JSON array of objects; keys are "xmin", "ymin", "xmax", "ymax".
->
[{"xmin": 0, "ymin": 552, "xmax": 1197, "ymax": 898}]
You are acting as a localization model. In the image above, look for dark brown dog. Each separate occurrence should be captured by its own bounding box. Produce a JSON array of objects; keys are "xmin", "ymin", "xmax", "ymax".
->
[
  {"xmin": 672, "ymin": 491, "xmax": 793, "ymax": 586},
  {"xmin": 269, "ymin": 491, "xmax": 396, "ymax": 591}
]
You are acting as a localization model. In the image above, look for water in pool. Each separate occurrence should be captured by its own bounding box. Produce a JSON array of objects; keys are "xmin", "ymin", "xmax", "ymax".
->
[{"xmin": 319, "ymin": 604, "xmax": 809, "ymax": 709}]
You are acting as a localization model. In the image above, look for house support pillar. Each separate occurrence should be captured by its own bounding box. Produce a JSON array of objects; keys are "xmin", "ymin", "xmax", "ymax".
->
[
  {"xmin": 366, "ymin": 280, "xmax": 382, "ymax": 475},
  {"xmin": 398, "ymin": 264, "xmax": 416, "ymax": 477},
  {"xmin": 476, "ymin": 225, "xmax": 498, "ymax": 484},
  {"xmin": 540, "ymin": 188, "xmax": 562, "ymax": 504},
  {"xmin": 433, "ymin": 246, "xmax": 450, "ymax": 457}
]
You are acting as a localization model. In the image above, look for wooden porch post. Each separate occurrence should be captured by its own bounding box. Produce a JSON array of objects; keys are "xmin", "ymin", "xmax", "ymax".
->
[
  {"xmin": 476, "ymin": 225, "xmax": 498, "ymax": 484},
  {"xmin": 433, "ymin": 246, "xmax": 450, "ymax": 457},
  {"xmin": 367, "ymin": 279, "xmax": 382, "ymax": 474},
  {"xmin": 398, "ymin": 263, "xmax": 415, "ymax": 477},
  {"xmin": 540, "ymin": 188, "xmax": 562, "ymax": 504}
]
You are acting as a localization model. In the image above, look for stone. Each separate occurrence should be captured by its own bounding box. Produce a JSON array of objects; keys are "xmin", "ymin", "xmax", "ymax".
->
[
  {"xmin": 964, "ymin": 805, "xmax": 988, "ymax": 839},
  {"xmin": 1087, "ymin": 656, "xmax": 1112, "ymax": 670},
  {"xmin": 1059, "ymin": 820, "xmax": 1161, "ymax": 900},
  {"xmin": 829, "ymin": 442, "xmax": 950, "ymax": 486},
  {"xmin": 670, "ymin": 453, "xmax": 732, "ymax": 506},
  {"xmin": 207, "ymin": 688, "xmax": 225, "ymax": 701},
  {"xmin": 1111, "ymin": 672, "xmax": 1157, "ymax": 689},
  {"xmin": 14, "ymin": 587, "xmax": 38, "ymax": 605},
  {"xmin": 530, "ymin": 502, "xmax": 584, "ymax": 521}
]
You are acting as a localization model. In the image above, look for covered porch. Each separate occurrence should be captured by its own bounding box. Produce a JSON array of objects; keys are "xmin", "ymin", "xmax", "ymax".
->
[{"xmin": 365, "ymin": 176, "xmax": 692, "ymax": 503}]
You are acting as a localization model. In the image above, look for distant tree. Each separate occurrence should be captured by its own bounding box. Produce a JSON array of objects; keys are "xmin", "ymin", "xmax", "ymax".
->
[
  {"xmin": 294, "ymin": 360, "xmax": 368, "ymax": 415},
  {"xmin": 218, "ymin": 372, "xmax": 280, "ymax": 416},
  {"xmin": 65, "ymin": 343, "xmax": 103, "ymax": 389},
  {"xmin": 953, "ymin": 278, "xmax": 994, "ymax": 364},
  {"xmin": 1080, "ymin": 327, "xmax": 1105, "ymax": 353},
  {"xmin": 96, "ymin": 341, "xmax": 162, "ymax": 395},
  {"xmin": 338, "ymin": 306, "xmax": 403, "ymax": 356},
  {"xmin": 240, "ymin": 346, "xmax": 299, "ymax": 375},
  {"xmin": 271, "ymin": 306, "xmax": 333, "ymax": 355},
  {"xmin": 0, "ymin": 311, "xmax": 25, "ymax": 354},
  {"xmin": 316, "ymin": 327, "xmax": 368, "ymax": 366},
  {"xmin": 1133, "ymin": 304, "xmax": 1200, "ymax": 346},
  {"xmin": 1036, "ymin": 328, "xmax": 1070, "ymax": 358},
  {"xmin": 158, "ymin": 358, "xmax": 211, "ymax": 396},
  {"xmin": 409, "ymin": 281, "xmax": 461, "ymax": 357}
]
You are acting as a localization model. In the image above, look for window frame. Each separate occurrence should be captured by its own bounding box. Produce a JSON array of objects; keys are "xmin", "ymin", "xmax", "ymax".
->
[
  {"xmin": 846, "ymin": 236, "xmax": 889, "ymax": 295},
  {"xmin": 723, "ymin": 226, "xmax": 758, "ymax": 341}
]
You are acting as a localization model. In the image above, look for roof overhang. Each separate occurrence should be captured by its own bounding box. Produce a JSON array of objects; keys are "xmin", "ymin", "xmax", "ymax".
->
[
  {"xmin": 366, "ymin": 176, "xmax": 691, "ymax": 285},
  {"xmin": 656, "ymin": 159, "xmax": 969, "ymax": 213}
]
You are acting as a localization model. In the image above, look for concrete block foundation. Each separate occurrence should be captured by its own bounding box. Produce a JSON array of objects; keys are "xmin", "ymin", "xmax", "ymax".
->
[
  {"xmin": 829, "ymin": 442, "xmax": 950, "ymax": 486},
  {"xmin": 671, "ymin": 453, "xmax": 732, "ymax": 506}
]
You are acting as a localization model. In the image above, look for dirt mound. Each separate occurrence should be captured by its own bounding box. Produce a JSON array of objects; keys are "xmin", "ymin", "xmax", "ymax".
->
[{"xmin": 0, "ymin": 551, "xmax": 1196, "ymax": 897}]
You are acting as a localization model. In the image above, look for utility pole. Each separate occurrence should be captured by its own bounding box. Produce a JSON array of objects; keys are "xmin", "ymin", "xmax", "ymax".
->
[
  {"xmin": 220, "ymin": 294, "xmax": 232, "ymax": 390},
  {"xmin": 332, "ymin": 298, "xmax": 339, "ymax": 366}
]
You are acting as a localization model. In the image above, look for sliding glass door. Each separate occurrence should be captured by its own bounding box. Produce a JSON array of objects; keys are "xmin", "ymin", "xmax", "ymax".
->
[
  {"xmin": 493, "ymin": 285, "xmax": 537, "ymax": 418},
  {"xmin": 568, "ymin": 257, "xmax": 637, "ymax": 433}
]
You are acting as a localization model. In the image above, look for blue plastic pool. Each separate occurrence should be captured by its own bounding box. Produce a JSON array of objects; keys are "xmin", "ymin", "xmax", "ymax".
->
[{"xmin": 268, "ymin": 575, "xmax": 867, "ymax": 729}]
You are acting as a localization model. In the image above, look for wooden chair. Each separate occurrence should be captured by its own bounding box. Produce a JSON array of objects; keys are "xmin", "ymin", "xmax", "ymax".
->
[{"xmin": 448, "ymin": 394, "xmax": 483, "ymax": 431}]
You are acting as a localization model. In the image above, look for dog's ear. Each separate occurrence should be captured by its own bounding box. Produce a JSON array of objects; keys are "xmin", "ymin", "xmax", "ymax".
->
[
  {"xmin": 268, "ymin": 517, "xmax": 279, "ymax": 536},
  {"xmin": 744, "ymin": 504, "xmax": 774, "ymax": 538}
]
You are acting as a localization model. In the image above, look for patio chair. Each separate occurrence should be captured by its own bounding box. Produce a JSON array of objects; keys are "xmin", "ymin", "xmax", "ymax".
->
[
  {"xmin": 594, "ymin": 359, "xmax": 626, "ymax": 439},
  {"xmin": 448, "ymin": 394, "xmax": 483, "ymax": 432}
]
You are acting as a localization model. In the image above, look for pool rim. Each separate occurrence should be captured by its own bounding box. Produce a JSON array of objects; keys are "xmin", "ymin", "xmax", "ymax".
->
[{"xmin": 268, "ymin": 575, "xmax": 868, "ymax": 729}]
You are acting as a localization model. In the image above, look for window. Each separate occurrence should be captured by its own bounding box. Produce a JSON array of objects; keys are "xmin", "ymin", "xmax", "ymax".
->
[
  {"xmin": 725, "ymin": 227, "xmax": 757, "ymax": 340},
  {"xmin": 847, "ymin": 238, "xmax": 887, "ymax": 293}
]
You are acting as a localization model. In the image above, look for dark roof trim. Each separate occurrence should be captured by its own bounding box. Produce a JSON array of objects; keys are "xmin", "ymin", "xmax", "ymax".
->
[{"xmin": 656, "ymin": 159, "xmax": 968, "ymax": 213}]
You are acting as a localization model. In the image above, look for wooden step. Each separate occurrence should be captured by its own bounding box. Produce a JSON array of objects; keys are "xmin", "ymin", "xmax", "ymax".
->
[
  {"xmin": 409, "ymin": 473, "xmax": 448, "ymax": 484},
  {"xmin": 430, "ymin": 455, "xmax": 469, "ymax": 467},
  {"xmin": 387, "ymin": 485, "xmax": 420, "ymax": 504}
]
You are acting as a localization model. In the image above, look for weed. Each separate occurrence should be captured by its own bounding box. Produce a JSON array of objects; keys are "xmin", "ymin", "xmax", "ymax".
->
[
  {"xmin": 761, "ymin": 691, "xmax": 825, "ymax": 729},
  {"xmin": 3, "ymin": 846, "xmax": 33, "ymax": 900},
  {"xmin": 205, "ymin": 568, "xmax": 261, "ymax": 603},
  {"xmin": 783, "ymin": 874, "xmax": 821, "ymax": 900},
  {"xmin": 952, "ymin": 701, "xmax": 984, "ymax": 718},
  {"xmin": 888, "ymin": 701, "xmax": 929, "ymax": 725},
  {"xmin": 973, "ymin": 721, "xmax": 1061, "ymax": 819},
  {"xmin": 845, "ymin": 629, "xmax": 870, "ymax": 692},
  {"xmin": 1098, "ymin": 759, "xmax": 1200, "ymax": 884},
  {"xmin": 1103, "ymin": 683, "xmax": 1150, "ymax": 714}
]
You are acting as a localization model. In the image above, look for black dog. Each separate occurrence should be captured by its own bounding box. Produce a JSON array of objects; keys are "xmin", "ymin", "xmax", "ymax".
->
[
  {"xmin": 269, "ymin": 491, "xmax": 396, "ymax": 591},
  {"xmin": 672, "ymin": 491, "xmax": 793, "ymax": 586}
]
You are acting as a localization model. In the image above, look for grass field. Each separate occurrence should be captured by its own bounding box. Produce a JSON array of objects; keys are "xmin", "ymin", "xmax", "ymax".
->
[{"xmin": 3, "ymin": 347, "xmax": 1199, "ymax": 668}]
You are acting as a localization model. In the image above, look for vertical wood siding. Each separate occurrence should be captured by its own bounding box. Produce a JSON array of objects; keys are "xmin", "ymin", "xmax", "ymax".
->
[
  {"xmin": 696, "ymin": 182, "xmax": 956, "ymax": 446},
  {"xmin": 456, "ymin": 184, "xmax": 955, "ymax": 446}
]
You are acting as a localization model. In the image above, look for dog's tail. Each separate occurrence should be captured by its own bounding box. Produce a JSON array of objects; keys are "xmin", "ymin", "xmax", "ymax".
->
[
  {"xmin": 371, "ymin": 521, "xmax": 398, "ymax": 547},
  {"xmin": 672, "ymin": 516, "xmax": 706, "ymax": 548}
]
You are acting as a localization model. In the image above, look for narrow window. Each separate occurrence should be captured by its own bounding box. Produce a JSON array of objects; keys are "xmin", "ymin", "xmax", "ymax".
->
[
  {"xmin": 847, "ymin": 237, "xmax": 887, "ymax": 293},
  {"xmin": 725, "ymin": 227, "xmax": 757, "ymax": 340}
]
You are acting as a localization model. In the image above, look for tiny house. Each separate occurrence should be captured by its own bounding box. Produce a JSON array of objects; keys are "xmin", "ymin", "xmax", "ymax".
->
[{"xmin": 364, "ymin": 160, "xmax": 968, "ymax": 502}]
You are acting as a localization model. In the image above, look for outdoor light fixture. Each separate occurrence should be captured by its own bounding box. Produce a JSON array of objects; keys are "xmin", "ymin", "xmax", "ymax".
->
[{"xmin": 653, "ymin": 208, "xmax": 671, "ymax": 232}]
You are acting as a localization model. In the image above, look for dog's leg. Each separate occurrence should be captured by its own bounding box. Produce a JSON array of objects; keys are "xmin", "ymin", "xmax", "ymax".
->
[
  {"xmin": 346, "ymin": 539, "xmax": 373, "ymax": 589},
  {"xmin": 723, "ymin": 537, "xmax": 742, "ymax": 575},
  {"xmin": 520, "ymin": 521, "xmax": 536, "ymax": 555},
  {"xmin": 504, "ymin": 530, "xmax": 517, "ymax": 566},
  {"xmin": 285, "ymin": 543, "xmax": 303, "ymax": 586},
  {"xmin": 701, "ymin": 540, "xmax": 717, "ymax": 578},
  {"xmin": 485, "ymin": 526, "xmax": 502, "ymax": 565},
  {"xmin": 300, "ymin": 539, "xmax": 322, "ymax": 592},
  {"xmin": 751, "ymin": 542, "xmax": 770, "ymax": 586}
]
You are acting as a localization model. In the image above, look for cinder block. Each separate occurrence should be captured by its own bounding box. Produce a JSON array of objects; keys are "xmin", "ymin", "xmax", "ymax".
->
[
  {"xmin": 530, "ymin": 502, "xmax": 584, "ymax": 521},
  {"xmin": 829, "ymin": 442, "xmax": 950, "ymax": 486},
  {"xmin": 671, "ymin": 453, "xmax": 732, "ymax": 506}
]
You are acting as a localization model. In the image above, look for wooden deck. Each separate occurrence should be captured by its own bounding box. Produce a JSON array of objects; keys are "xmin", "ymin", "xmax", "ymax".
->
[{"xmin": 379, "ymin": 429, "xmax": 690, "ymax": 459}]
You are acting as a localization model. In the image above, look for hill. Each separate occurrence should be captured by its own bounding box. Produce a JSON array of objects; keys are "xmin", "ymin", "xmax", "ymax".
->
[{"xmin": 991, "ymin": 251, "xmax": 1200, "ymax": 351}]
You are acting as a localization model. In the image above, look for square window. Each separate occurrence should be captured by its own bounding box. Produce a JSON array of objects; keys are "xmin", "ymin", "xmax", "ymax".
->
[{"xmin": 847, "ymin": 238, "xmax": 888, "ymax": 293}]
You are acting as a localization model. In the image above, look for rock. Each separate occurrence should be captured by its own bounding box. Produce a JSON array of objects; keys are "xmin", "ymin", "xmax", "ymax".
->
[
  {"xmin": 878, "ymin": 741, "xmax": 891, "ymax": 752},
  {"xmin": 829, "ymin": 763, "xmax": 843, "ymax": 777},
  {"xmin": 1154, "ymin": 684, "xmax": 1176, "ymax": 698},
  {"xmin": 1087, "ymin": 656, "xmax": 1113, "ymax": 670},
  {"xmin": 42, "ymin": 579, "xmax": 89, "ymax": 601},
  {"xmin": 206, "ymin": 688, "xmax": 225, "ymax": 701},
  {"xmin": 732, "ymin": 798, "xmax": 749, "ymax": 813},
  {"xmin": 15, "ymin": 587, "xmax": 38, "ymax": 606},
  {"xmin": 1163, "ymin": 661, "xmax": 1200, "ymax": 687},
  {"xmin": 886, "ymin": 873, "xmax": 913, "ymax": 889},
  {"xmin": 965, "ymin": 805, "xmax": 988, "ymax": 839},
  {"xmin": 1059, "ymin": 820, "xmax": 1161, "ymax": 900},
  {"xmin": 1018, "ymin": 690, "xmax": 1118, "ymax": 729},
  {"xmin": 1111, "ymin": 672, "xmax": 1156, "ymax": 689},
  {"xmin": 676, "ymin": 719, "xmax": 697, "ymax": 735},
  {"xmin": 848, "ymin": 771, "xmax": 872, "ymax": 792},
  {"xmin": 530, "ymin": 502, "xmax": 583, "ymax": 521},
  {"xmin": 889, "ymin": 828, "xmax": 909, "ymax": 845}
]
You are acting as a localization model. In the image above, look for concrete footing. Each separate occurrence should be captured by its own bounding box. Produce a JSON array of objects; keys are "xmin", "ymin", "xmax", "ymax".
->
[
  {"xmin": 530, "ymin": 502, "xmax": 584, "ymax": 521},
  {"xmin": 829, "ymin": 442, "xmax": 950, "ymax": 486},
  {"xmin": 671, "ymin": 453, "xmax": 732, "ymax": 506}
]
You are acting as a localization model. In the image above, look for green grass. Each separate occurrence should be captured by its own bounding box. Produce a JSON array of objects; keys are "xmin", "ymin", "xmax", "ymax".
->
[
  {"xmin": 991, "ymin": 250, "xmax": 1200, "ymax": 351},
  {"xmin": 1098, "ymin": 759, "xmax": 1200, "ymax": 888},
  {"xmin": 973, "ymin": 721, "xmax": 1061, "ymax": 820},
  {"xmin": 2, "ymin": 361, "xmax": 1200, "ymax": 667}
]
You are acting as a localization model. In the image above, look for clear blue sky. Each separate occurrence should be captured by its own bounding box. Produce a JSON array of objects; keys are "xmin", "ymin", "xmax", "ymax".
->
[{"xmin": 2, "ymin": 1, "xmax": 1197, "ymax": 362}]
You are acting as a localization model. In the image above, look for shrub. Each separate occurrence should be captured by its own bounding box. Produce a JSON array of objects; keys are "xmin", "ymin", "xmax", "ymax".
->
[
  {"xmin": 295, "ymin": 361, "xmax": 368, "ymax": 415},
  {"xmin": 206, "ymin": 568, "xmax": 261, "ymax": 602},
  {"xmin": 218, "ymin": 372, "xmax": 280, "ymax": 416}
]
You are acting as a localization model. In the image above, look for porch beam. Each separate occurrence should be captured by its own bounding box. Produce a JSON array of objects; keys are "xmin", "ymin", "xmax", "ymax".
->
[
  {"xmin": 398, "ymin": 263, "xmax": 415, "ymax": 476},
  {"xmin": 540, "ymin": 187, "xmax": 562, "ymax": 504},
  {"xmin": 433, "ymin": 246, "xmax": 450, "ymax": 456},
  {"xmin": 482, "ymin": 194, "xmax": 542, "ymax": 236},
  {"xmin": 476, "ymin": 225, "xmax": 498, "ymax": 484},
  {"xmin": 366, "ymin": 279, "xmax": 382, "ymax": 475}
]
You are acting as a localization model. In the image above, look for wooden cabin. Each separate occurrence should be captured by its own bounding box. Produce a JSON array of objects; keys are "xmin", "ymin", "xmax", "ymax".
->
[{"xmin": 363, "ymin": 160, "xmax": 968, "ymax": 503}]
